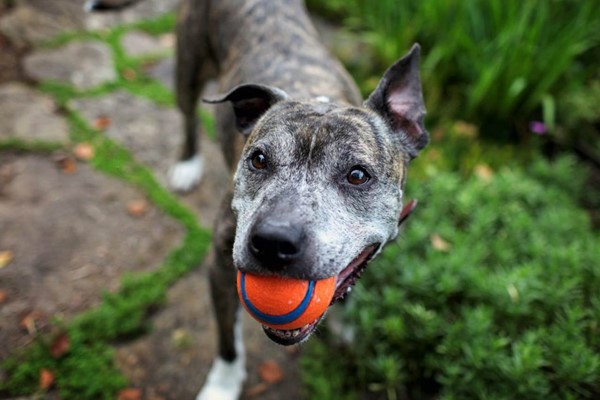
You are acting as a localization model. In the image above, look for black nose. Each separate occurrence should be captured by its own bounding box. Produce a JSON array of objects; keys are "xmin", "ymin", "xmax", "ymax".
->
[{"xmin": 249, "ymin": 220, "xmax": 304, "ymax": 268}]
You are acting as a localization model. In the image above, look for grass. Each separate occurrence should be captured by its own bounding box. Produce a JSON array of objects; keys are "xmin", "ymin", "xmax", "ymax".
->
[
  {"xmin": 308, "ymin": 0, "xmax": 600, "ymax": 140},
  {"xmin": 0, "ymin": 138, "xmax": 64, "ymax": 153},
  {"xmin": 0, "ymin": 13, "xmax": 214, "ymax": 399}
]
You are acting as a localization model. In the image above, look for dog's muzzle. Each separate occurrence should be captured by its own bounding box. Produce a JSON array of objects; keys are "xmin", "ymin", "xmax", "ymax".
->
[{"xmin": 250, "ymin": 200, "xmax": 418, "ymax": 345}]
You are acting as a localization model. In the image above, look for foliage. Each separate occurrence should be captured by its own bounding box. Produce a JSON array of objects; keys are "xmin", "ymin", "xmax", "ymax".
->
[
  {"xmin": 555, "ymin": 78, "xmax": 600, "ymax": 163},
  {"xmin": 302, "ymin": 156, "xmax": 600, "ymax": 399},
  {"xmin": 307, "ymin": 0, "xmax": 600, "ymax": 140}
]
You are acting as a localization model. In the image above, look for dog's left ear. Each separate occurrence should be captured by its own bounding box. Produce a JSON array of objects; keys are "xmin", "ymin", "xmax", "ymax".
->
[
  {"xmin": 205, "ymin": 84, "xmax": 288, "ymax": 136},
  {"xmin": 364, "ymin": 44, "xmax": 428, "ymax": 158}
]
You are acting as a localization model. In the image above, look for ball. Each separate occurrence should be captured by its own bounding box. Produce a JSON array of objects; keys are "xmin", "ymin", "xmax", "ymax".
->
[{"xmin": 237, "ymin": 271, "xmax": 336, "ymax": 330}]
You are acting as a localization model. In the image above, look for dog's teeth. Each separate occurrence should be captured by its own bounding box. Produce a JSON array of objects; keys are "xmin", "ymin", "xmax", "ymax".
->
[
  {"xmin": 264, "ymin": 325, "xmax": 306, "ymax": 339},
  {"xmin": 346, "ymin": 287, "xmax": 352, "ymax": 293}
]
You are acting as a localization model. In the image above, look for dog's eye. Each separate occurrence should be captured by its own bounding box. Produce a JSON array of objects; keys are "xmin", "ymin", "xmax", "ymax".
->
[
  {"xmin": 250, "ymin": 151, "xmax": 268, "ymax": 170},
  {"xmin": 347, "ymin": 166, "xmax": 370, "ymax": 185}
]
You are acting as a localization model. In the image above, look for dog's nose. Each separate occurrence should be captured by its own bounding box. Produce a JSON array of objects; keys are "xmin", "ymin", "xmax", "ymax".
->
[{"xmin": 249, "ymin": 220, "xmax": 304, "ymax": 268}]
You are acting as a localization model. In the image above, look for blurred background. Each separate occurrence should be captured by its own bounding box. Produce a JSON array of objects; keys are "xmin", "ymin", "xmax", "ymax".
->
[
  {"xmin": 304, "ymin": 1, "xmax": 600, "ymax": 399},
  {"xmin": 0, "ymin": 0, "xmax": 598, "ymax": 399}
]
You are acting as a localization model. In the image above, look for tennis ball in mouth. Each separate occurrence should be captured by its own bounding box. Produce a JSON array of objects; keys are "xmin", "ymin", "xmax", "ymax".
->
[{"xmin": 237, "ymin": 271, "xmax": 336, "ymax": 330}]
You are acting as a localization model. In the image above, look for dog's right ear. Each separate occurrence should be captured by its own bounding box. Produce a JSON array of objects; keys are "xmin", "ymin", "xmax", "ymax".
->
[{"xmin": 204, "ymin": 84, "xmax": 288, "ymax": 136}]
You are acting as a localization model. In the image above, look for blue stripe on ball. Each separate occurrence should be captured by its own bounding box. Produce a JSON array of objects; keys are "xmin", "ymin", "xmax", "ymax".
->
[{"xmin": 240, "ymin": 272, "xmax": 315, "ymax": 326}]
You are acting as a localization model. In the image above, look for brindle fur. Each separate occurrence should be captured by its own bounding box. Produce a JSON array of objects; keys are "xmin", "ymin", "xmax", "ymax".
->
[
  {"xmin": 176, "ymin": 0, "xmax": 428, "ymax": 364},
  {"xmin": 89, "ymin": 0, "xmax": 428, "ymax": 396}
]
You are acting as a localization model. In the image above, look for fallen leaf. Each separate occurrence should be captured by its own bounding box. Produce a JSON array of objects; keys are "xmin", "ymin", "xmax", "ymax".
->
[
  {"xmin": 73, "ymin": 143, "xmax": 95, "ymax": 161},
  {"xmin": 507, "ymin": 283, "xmax": 520, "ymax": 303},
  {"xmin": 245, "ymin": 382, "xmax": 269, "ymax": 397},
  {"xmin": 93, "ymin": 115, "xmax": 112, "ymax": 130},
  {"xmin": 50, "ymin": 332, "xmax": 70, "ymax": 358},
  {"xmin": 123, "ymin": 352, "xmax": 139, "ymax": 366},
  {"xmin": 20, "ymin": 311, "xmax": 43, "ymax": 334},
  {"xmin": 0, "ymin": 290, "xmax": 7, "ymax": 303},
  {"xmin": 171, "ymin": 328, "xmax": 191, "ymax": 349},
  {"xmin": 474, "ymin": 164, "xmax": 494, "ymax": 182},
  {"xmin": 284, "ymin": 345, "xmax": 300, "ymax": 356},
  {"xmin": 117, "ymin": 388, "xmax": 142, "ymax": 400},
  {"xmin": 430, "ymin": 234, "xmax": 451, "ymax": 252},
  {"xmin": 122, "ymin": 68, "xmax": 138, "ymax": 81},
  {"xmin": 62, "ymin": 158, "xmax": 76, "ymax": 174},
  {"xmin": 39, "ymin": 368, "xmax": 55, "ymax": 390},
  {"xmin": 432, "ymin": 126, "xmax": 445, "ymax": 141},
  {"xmin": 54, "ymin": 155, "xmax": 76, "ymax": 174},
  {"xmin": 453, "ymin": 120, "xmax": 478, "ymax": 138},
  {"xmin": 0, "ymin": 250, "xmax": 13, "ymax": 268},
  {"xmin": 259, "ymin": 359, "xmax": 283, "ymax": 385},
  {"xmin": 158, "ymin": 32, "xmax": 175, "ymax": 48},
  {"xmin": 127, "ymin": 199, "xmax": 149, "ymax": 217}
]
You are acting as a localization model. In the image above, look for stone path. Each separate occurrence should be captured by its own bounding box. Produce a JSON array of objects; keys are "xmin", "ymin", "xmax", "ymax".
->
[
  {"xmin": 0, "ymin": 83, "xmax": 69, "ymax": 143},
  {"xmin": 0, "ymin": 1, "xmax": 305, "ymax": 399}
]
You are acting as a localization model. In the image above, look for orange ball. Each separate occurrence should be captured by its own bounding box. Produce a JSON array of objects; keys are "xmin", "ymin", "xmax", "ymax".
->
[{"xmin": 237, "ymin": 271, "xmax": 336, "ymax": 330}]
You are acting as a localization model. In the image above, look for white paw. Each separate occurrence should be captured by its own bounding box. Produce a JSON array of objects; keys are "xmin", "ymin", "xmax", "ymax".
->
[
  {"xmin": 169, "ymin": 155, "xmax": 203, "ymax": 192},
  {"xmin": 83, "ymin": 0, "xmax": 95, "ymax": 12},
  {"xmin": 196, "ymin": 357, "xmax": 247, "ymax": 400}
]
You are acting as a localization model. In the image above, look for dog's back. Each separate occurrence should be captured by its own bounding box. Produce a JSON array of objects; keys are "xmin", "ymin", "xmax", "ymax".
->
[
  {"xmin": 206, "ymin": 0, "xmax": 361, "ymax": 102},
  {"xmin": 89, "ymin": 3, "xmax": 428, "ymax": 400},
  {"xmin": 190, "ymin": 0, "xmax": 362, "ymax": 169}
]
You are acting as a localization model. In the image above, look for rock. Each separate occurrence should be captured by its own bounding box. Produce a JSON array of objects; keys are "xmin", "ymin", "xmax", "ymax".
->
[
  {"xmin": 0, "ymin": 0, "xmax": 179, "ymax": 46},
  {"xmin": 84, "ymin": 0, "xmax": 179, "ymax": 31},
  {"xmin": 0, "ymin": 153, "xmax": 184, "ymax": 360},
  {"xmin": 145, "ymin": 56, "xmax": 174, "ymax": 91},
  {"xmin": 23, "ymin": 40, "xmax": 117, "ymax": 90},
  {"xmin": 69, "ymin": 90, "xmax": 181, "ymax": 184},
  {"xmin": 0, "ymin": 2, "xmax": 83, "ymax": 47},
  {"xmin": 0, "ymin": 83, "xmax": 69, "ymax": 144},
  {"xmin": 121, "ymin": 30, "xmax": 171, "ymax": 58}
]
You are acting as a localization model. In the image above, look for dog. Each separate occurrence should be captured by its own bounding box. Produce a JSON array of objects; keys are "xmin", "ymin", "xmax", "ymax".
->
[{"xmin": 88, "ymin": 0, "xmax": 428, "ymax": 398}]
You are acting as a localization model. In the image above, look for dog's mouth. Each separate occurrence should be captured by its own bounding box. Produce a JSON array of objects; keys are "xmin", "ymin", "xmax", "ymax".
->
[{"xmin": 261, "ymin": 244, "xmax": 379, "ymax": 346}]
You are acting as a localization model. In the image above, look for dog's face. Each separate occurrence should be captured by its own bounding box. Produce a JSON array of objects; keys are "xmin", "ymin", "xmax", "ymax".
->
[{"xmin": 210, "ymin": 45, "xmax": 427, "ymax": 345}]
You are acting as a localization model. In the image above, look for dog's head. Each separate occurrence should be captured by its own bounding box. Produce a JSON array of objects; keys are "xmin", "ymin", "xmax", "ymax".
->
[{"xmin": 209, "ymin": 45, "xmax": 427, "ymax": 345}]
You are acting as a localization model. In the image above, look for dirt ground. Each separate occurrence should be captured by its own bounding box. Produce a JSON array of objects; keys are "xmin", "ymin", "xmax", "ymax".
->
[{"xmin": 0, "ymin": 1, "xmax": 306, "ymax": 399}]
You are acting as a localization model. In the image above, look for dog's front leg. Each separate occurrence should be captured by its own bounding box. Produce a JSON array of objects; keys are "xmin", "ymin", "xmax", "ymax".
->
[{"xmin": 197, "ymin": 191, "xmax": 246, "ymax": 400}]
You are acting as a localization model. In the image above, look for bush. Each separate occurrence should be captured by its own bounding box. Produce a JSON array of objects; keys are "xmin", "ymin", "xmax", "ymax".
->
[{"xmin": 301, "ymin": 156, "xmax": 600, "ymax": 399}]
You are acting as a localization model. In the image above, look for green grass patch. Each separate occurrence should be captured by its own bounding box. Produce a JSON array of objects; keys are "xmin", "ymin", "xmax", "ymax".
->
[
  {"xmin": 39, "ymin": 14, "xmax": 176, "ymax": 106},
  {"xmin": 0, "ymin": 138, "xmax": 65, "ymax": 153},
  {"xmin": 134, "ymin": 12, "xmax": 177, "ymax": 36}
]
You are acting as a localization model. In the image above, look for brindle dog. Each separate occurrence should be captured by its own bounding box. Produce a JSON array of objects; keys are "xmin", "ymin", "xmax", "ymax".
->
[{"xmin": 88, "ymin": 0, "xmax": 428, "ymax": 398}]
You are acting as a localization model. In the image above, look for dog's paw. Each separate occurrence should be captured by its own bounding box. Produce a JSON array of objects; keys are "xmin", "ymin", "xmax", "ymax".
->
[
  {"xmin": 196, "ymin": 356, "xmax": 246, "ymax": 400},
  {"xmin": 169, "ymin": 155, "xmax": 203, "ymax": 192}
]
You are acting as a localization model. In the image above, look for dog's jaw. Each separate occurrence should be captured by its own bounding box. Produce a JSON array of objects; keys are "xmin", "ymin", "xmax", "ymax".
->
[{"xmin": 255, "ymin": 244, "xmax": 379, "ymax": 346}]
